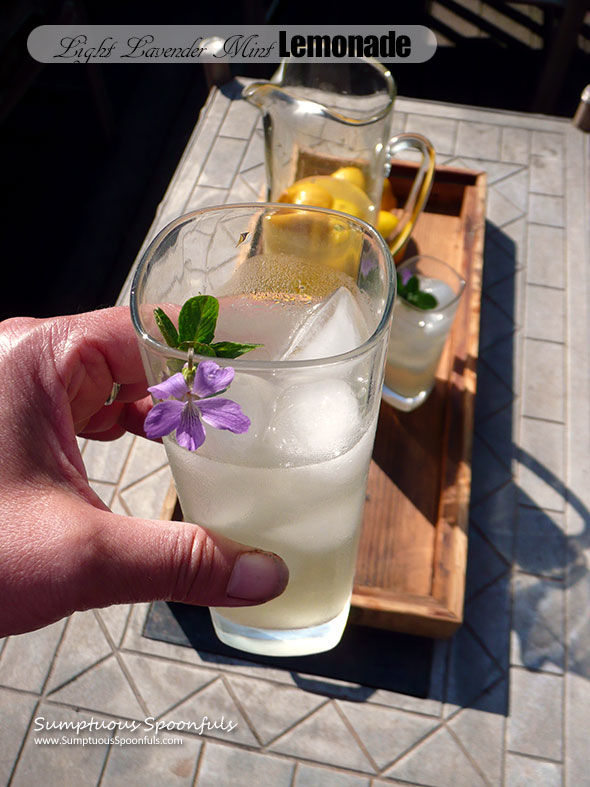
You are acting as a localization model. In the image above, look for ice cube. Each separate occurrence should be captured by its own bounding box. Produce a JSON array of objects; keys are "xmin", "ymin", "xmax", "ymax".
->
[
  {"xmin": 282, "ymin": 287, "xmax": 370, "ymax": 361},
  {"xmin": 419, "ymin": 278, "xmax": 458, "ymax": 338},
  {"xmin": 215, "ymin": 294, "xmax": 305, "ymax": 361},
  {"xmin": 421, "ymin": 277, "xmax": 456, "ymax": 308},
  {"xmin": 266, "ymin": 379, "xmax": 361, "ymax": 462}
]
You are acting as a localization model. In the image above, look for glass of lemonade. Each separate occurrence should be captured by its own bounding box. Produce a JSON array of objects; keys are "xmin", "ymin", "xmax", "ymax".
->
[
  {"xmin": 130, "ymin": 203, "xmax": 395, "ymax": 657},
  {"xmin": 383, "ymin": 255, "xmax": 465, "ymax": 412}
]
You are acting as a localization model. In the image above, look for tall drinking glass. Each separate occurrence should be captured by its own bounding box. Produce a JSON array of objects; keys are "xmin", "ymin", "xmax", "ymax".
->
[{"xmin": 130, "ymin": 203, "xmax": 394, "ymax": 656}]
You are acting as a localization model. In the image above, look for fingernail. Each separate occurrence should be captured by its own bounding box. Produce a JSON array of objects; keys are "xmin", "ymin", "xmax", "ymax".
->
[{"xmin": 226, "ymin": 551, "xmax": 289, "ymax": 602}]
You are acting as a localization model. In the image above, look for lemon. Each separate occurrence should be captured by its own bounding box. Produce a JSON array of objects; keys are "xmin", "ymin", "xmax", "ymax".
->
[
  {"xmin": 332, "ymin": 198, "xmax": 363, "ymax": 218},
  {"xmin": 279, "ymin": 174, "xmax": 375, "ymax": 222},
  {"xmin": 295, "ymin": 175, "xmax": 374, "ymax": 223},
  {"xmin": 376, "ymin": 210, "xmax": 399, "ymax": 239},
  {"xmin": 278, "ymin": 182, "xmax": 333, "ymax": 209},
  {"xmin": 262, "ymin": 210, "xmax": 364, "ymax": 279},
  {"xmin": 332, "ymin": 166, "xmax": 366, "ymax": 192},
  {"xmin": 268, "ymin": 174, "xmax": 375, "ymax": 277},
  {"xmin": 380, "ymin": 178, "xmax": 398, "ymax": 211}
]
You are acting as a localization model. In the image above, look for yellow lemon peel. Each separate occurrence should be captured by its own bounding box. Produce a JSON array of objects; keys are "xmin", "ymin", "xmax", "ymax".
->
[
  {"xmin": 376, "ymin": 210, "xmax": 399, "ymax": 238},
  {"xmin": 331, "ymin": 166, "xmax": 366, "ymax": 191},
  {"xmin": 380, "ymin": 178, "xmax": 398, "ymax": 211},
  {"xmin": 278, "ymin": 182, "xmax": 333, "ymax": 209}
]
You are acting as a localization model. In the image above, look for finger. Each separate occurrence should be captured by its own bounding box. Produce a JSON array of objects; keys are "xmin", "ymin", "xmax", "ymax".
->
[
  {"xmin": 63, "ymin": 307, "xmax": 148, "ymax": 387},
  {"xmin": 78, "ymin": 424, "xmax": 127, "ymax": 442},
  {"xmin": 78, "ymin": 401, "xmax": 155, "ymax": 442},
  {"xmin": 48, "ymin": 308, "xmax": 149, "ymax": 426},
  {"xmin": 76, "ymin": 395, "xmax": 152, "ymax": 435},
  {"xmin": 109, "ymin": 380, "xmax": 150, "ymax": 404},
  {"xmin": 70, "ymin": 505, "xmax": 289, "ymax": 611},
  {"xmin": 115, "ymin": 396, "xmax": 153, "ymax": 436}
]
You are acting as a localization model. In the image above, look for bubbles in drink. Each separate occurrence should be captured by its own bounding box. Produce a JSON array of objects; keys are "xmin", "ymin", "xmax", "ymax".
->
[{"xmin": 220, "ymin": 252, "xmax": 359, "ymax": 300}]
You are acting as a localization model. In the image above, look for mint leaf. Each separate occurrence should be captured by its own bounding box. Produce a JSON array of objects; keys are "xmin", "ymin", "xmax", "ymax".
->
[
  {"xmin": 405, "ymin": 291, "xmax": 438, "ymax": 310},
  {"xmin": 178, "ymin": 340, "xmax": 217, "ymax": 356},
  {"xmin": 154, "ymin": 308, "xmax": 179, "ymax": 348},
  {"xmin": 211, "ymin": 341, "xmax": 262, "ymax": 359},
  {"xmin": 415, "ymin": 292, "xmax": 438, "ymax": 309},
  {"xmin": 154, "ymin": 295, "xmax": 264, "ymax": 359},
  {"xmin": 178, "ymin": 295, "xmax": 219, "ymax": 345},
  {"xmin": 397, "ymin": 271, "xmax": 439, "ymax": 310},
  {"xmin": 193, "ymin": 341, "xmax": 217, "ymax": 356},
  {"xmin": 405, "ymin": 275, "xmax": 419, "ymax": 295}
]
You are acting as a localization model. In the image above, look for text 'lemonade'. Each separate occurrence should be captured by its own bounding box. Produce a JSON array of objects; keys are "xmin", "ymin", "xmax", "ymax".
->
[{"xmin": 165, "ymin": 255, "xmax": 376, "ymax": 655}]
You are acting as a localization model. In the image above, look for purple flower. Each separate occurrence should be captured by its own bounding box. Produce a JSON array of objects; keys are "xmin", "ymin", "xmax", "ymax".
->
[{"xmin": 144, "ymin": 360, "xmax": 250, "ymax": 451}]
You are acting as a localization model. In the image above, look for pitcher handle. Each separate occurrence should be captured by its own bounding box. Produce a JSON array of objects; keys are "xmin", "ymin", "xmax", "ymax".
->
[{"xmin": 384, "ymin": 133, "xmax": 436, "ymax": 256}]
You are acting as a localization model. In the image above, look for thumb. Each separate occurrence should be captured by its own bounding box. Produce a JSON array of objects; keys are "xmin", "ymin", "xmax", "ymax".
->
[{"xmin": 72, "ymin": 506, "xmax": 289, "ymax": 612}]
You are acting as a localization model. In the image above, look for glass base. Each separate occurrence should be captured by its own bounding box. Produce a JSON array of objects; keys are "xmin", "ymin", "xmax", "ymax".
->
[
  {"xmin": 381, "ymin": 382, "xmax": 433, "ymax": 412},
  {"xmin": 210, "ymin": 601, "xmax": 351, "ymax": 657}
]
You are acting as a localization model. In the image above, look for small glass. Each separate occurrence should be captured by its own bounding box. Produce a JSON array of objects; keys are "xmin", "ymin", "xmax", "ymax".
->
[
  {"xmin": 130, "ymin": 203, "xmax": 394, "ymax": 656},
  {"xmin": 383, "ymin": 255, "xmax": 465, "ymax": 412}
]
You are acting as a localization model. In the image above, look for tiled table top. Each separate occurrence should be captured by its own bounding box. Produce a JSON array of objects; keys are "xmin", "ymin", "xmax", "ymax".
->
[{"xmin": 1, "ymin": 81, "xmax": 589, "ymax": 787}]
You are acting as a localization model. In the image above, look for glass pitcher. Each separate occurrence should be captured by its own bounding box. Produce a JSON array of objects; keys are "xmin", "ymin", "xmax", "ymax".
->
[{"xmin": 243, "ymin": 57, "xmax": 435, "ymax": 255}]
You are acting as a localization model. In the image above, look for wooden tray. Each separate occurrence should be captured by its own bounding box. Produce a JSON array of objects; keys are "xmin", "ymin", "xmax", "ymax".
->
[{"xmin": 350, "ymin": 160, "xmax": 486, "ymax": 637}]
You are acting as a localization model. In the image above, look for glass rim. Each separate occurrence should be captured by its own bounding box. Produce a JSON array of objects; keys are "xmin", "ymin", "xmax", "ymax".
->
[
  {"xmin": 396, "ymin": 254, "xmax": 466, "ymax": 314},
  {"xmin": 130, "ymin": 202, "xmax": 395, "ymax": 371}
]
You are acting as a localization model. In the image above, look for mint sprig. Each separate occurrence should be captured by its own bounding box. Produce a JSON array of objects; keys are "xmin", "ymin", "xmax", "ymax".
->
[
  {"xmin": 397, "ymin": 273, "xmax": 438, "ymax": 310},
  {"xmin": 178, "ymin": 294, "xmax": 218, "ymax": 345},
  {"xmin": 154, "ymin": 308, "xmax": 179, "ymax": 347},
  {"xmin": 155, "ymin": 296, "xmax": 261, "ymax": 359}
]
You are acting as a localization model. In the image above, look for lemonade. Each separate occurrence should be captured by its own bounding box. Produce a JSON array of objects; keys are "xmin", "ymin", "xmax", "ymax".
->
[
  {"xmin": 131, "ymin": 204, "xmax": 394, "ymax": 656},
  {"xmin": 162, "ymin": 278, "xmax": 376, "ymax": 655},
  {"xmin": 165, "ymin": 424, "xmax": 375, "ymax": 652},
  {"xmin": 383, "ymin": 257, "xmax": 465, "ymax": 412},
  {"xmin": 385, "ymin": 278, "xmax": 457, "ymax": 398}
]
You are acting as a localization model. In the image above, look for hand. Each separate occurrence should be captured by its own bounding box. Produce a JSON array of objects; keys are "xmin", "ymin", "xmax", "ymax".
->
[{"xmin": 0, "ymin": 308, "xmax": 288, "ymax": 636}]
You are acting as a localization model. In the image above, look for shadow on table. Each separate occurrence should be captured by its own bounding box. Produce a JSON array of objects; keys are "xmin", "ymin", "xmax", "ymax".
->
[
  {"xmin": 512, "ymin": 449, "xmax": 590, "ymax": 678},
  {"xmin": 143, "ymin": 220, "xmax": 589, "ymax": 713},
  {"xmin": 144, "ymin": 601, "xmax": 433, "ymax": 701},
  {"xmin": 440, "ymin": 219, "xmax": 590, "ymax": 717}
]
